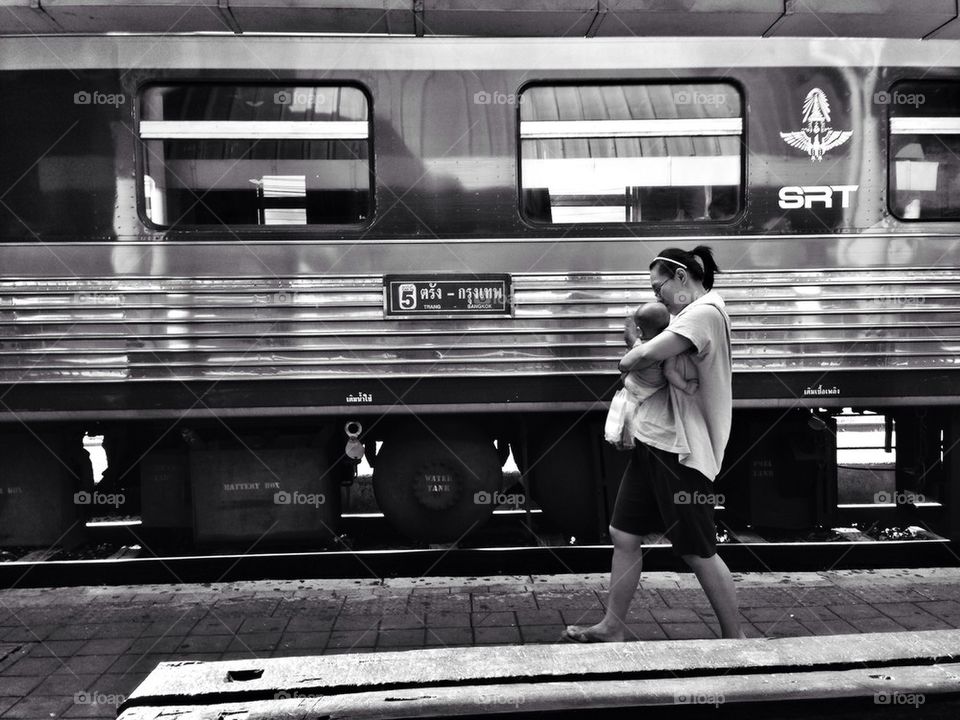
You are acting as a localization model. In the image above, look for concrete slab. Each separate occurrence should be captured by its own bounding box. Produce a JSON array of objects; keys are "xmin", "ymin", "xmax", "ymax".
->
[
  {"xmin": 118, "ymin": 632, "xmax": 960, "ymax": 719},
  {"xmin": 125, "ymin": 630, "xmax": 960, "ymax": 699}
]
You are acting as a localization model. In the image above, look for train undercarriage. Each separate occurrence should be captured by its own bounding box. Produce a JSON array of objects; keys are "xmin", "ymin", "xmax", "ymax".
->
[{"xmin": 2, "ymin": 403, "xmax": 958, "ymax": 567}]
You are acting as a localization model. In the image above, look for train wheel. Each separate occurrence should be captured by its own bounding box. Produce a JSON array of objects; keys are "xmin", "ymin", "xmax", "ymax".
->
[
  {"xmin": 526, "ymin": 417, "xmax": 603, "ymax": 543},
  {"xmin": 372, "ymin": 423, "xmax": 501, "ymax": 543}
]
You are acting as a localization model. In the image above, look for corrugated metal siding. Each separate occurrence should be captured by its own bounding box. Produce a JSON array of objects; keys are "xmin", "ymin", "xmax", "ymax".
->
[
  {"xmin": 724, "ymin": 270, "xmax": 960, "ymax": 370},
  {"xmin": 1, "ymin": 270, "xmax": 959, "ymax": 383}
]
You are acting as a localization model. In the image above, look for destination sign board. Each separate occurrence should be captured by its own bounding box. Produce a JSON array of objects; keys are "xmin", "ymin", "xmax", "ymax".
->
[{"xmin": 384, "ymin": 274, "xmax": 512, "ymax": 317}]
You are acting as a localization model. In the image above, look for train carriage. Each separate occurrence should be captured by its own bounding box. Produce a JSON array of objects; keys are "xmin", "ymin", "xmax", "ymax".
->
[{"xmin": 1, "ymin": 0, "xmax": 959, "ymax": 552}]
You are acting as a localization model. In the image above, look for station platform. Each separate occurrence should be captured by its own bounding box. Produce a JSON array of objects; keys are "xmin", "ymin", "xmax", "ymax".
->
[{"xmin": 3, "ymin": 567, "xmax": 960, "ymax": 718}]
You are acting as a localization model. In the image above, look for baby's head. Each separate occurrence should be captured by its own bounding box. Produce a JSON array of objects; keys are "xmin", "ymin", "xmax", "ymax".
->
[{"xmin": 633, "ymin": 303, "xmax": 670, "ymax": 341}]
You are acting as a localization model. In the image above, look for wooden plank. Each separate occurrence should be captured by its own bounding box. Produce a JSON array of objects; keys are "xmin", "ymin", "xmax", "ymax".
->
[
  {"xmin": 105, "ymin": 545, "xmax": 141, "ymax": 560},
  {"xmin": 638, "ymin": 532, "xmax": 671, "ymax": 545},
  {"xmin": 833, "ymin": 528, "xmax": 874, "ymax": 542},
  {"xmin": 118, "ymin": 662, "xmax": 960, "ymax": 719},
  {"xmin": 16, "ymin": 548, "xmax": 59, "ymax": 562},
  {"xmin": 727, "ymin": 528, "xmax": 768, "ymax": 543},
  {"xmin": 123, "ymin": 630, "xmax": 960, "ymax": 708}
]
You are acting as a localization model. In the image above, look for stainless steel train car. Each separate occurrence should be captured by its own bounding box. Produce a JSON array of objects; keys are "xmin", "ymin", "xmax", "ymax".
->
[{"xmin": 1, "ymin": 1, "xmax": 959, "ymax": 551}]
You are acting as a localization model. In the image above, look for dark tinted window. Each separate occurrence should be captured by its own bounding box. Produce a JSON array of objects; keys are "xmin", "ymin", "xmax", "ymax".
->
[
  {"xmin": 140, "ymin": 85, "xmax": 370, "ymax": 228},
  {"xmin": 889, "ymin": 82, "xmax": 960, "ymax": 221},
  {"xmin": 519, "ymin": 83, "xmax": 742, "ymax": 224}
]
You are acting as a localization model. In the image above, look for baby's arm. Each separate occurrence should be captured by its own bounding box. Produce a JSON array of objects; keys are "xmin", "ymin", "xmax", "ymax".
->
[
  {"xmin": 663, "ymin": 356, "xmax": 699, "ymax": 395},
  {"xmin": 624, "ymin": 311, "xmax": 640, "ymax": 348}
]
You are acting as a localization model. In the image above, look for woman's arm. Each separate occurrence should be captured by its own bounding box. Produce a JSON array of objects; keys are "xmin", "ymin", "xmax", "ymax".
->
[
  {"xmin": 618, "ymin": 330, "xmax": 693, "ymax": 373},
  {"xmin": 663, "ymin": 356, "xmax": 699, "ymax": 395}
]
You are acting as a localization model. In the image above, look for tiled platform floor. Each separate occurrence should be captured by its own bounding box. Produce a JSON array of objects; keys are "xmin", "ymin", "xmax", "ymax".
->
[{"xmin": 3, "ymin": 567, "xmax": 960, "ymax": 718}]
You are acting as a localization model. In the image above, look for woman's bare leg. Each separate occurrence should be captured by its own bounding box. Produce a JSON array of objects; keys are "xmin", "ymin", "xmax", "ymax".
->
[
  {"xmin": 683, "ymin": 553, "xmax": 745, "ymax": 639},
  {"xmin": 563, "ymin": 527, "xmax": 644, "ymax": 641}
]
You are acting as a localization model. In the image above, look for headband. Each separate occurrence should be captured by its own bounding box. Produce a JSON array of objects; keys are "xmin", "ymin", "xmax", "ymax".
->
[{"xmin": 652, "ymin": 256, "xmax": 687, "ymax": 269}]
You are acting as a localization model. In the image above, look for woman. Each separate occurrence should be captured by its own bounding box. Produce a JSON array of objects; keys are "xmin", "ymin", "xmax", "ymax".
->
[{"xmin": 563, "ymin": 245, "xmax": 745, "ymax": 642}]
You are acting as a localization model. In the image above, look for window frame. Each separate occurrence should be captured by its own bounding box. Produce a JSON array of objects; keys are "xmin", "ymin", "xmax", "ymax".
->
[
  {"xmin": 135, "ymin": 81, "xmax": 375, "ymax": 233},
  {"xmin": 886, "ymin": 79, "xmax": 960, "ymax": 223},
  {"xmin": 515, "ymin": 79, "xmax": 746, "ymax": 228}
]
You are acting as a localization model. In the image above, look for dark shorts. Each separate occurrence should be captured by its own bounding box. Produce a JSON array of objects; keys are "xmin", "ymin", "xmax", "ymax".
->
[{"xmin": 610, "ymin": 443, "xmax": 718, "ymax": 559}]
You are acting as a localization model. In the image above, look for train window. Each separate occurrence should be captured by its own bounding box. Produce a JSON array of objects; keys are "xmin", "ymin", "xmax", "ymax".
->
[
  {"xmin": 889, "ymin": 82, "xmax": 960, "ymax": 221},
  {"xmin": 519, "ymin": 83, "xmax": 742, "ymax": 224},
  {"xmin": 139, "ymin": 85, "xmax": 371, "ymax": 228}
]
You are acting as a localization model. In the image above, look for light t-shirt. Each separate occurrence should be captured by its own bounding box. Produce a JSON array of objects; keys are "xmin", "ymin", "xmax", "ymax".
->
[
  {"xmin": 623, "ymin": 360, "xmax": 665, "ymax": 403},
  {"xmin": 631, "ymin": 290, "xmax": 732, "ymax": 481}
]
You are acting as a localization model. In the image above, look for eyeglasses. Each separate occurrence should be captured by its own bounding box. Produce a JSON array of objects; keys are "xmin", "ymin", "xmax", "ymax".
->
[{"xmin": 651, "ymin": 275, "xmax": 673, "ymax": 297}]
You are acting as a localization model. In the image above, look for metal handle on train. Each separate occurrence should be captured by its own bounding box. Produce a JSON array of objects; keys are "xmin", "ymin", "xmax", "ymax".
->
[{"xmin": 344, "ymin": 421, "xmax": 365, "ymax": 462}]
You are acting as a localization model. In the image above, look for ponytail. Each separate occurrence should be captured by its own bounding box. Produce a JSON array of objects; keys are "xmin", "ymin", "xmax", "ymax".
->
[
  {"xmin": 691, "ymin": 245, "xmax": 720, "ymax": 290},
  {"xmin": 650, "ymin": 245, "xmax": 721, "ymax": 290}
]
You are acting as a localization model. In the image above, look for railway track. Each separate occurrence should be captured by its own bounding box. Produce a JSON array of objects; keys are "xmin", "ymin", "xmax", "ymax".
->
[{"xmin": 0, "ymin": 512, "xmax": 954, "ymax": 589}]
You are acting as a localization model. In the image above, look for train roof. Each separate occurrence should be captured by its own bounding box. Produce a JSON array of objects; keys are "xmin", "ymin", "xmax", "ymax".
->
[{"xmin": 3, "ymin": 0, "xmax": 960, "ymax": 40}]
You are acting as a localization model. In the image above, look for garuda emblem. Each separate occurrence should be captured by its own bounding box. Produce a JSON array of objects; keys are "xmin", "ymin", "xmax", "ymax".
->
[{"xmin": 780, "ymin": 88, "xmax": 852, "ymax": 161}]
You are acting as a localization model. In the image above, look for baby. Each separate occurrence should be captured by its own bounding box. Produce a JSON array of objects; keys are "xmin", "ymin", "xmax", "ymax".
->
[{"xmin": 605, "ymin": 303, "xmax": 699, "ymax": 449}]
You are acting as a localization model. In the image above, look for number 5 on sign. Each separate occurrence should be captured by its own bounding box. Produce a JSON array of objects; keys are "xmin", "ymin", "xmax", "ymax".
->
[{"xmin": 398, "ymin": 283, "xmax": 417, "ymax": 310}]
